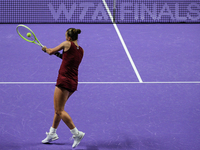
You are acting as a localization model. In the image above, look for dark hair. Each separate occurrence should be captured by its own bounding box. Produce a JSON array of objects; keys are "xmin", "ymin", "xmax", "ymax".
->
[{"xmin": 67, "ymin": 28, "xmax": 81, "ymax": 41}]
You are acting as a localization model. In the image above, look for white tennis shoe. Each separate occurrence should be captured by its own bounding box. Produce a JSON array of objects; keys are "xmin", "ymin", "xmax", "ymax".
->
[
  {"xmin": 71, "ymin": 131, "xmax": 85, "ymax": 148},
  {"xmin": 42, "ymin": 132, "xmax": 59, "ymax": 143}
]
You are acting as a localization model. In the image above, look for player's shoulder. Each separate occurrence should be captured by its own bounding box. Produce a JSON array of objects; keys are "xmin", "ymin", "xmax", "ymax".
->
[
  {"xmin": 62, "ymin": 41, "xmax": 72, "ymax": 52},
  {"xmin": 79, "ymin": 46, "xmax": 84, "ymax": 54},
  {"xmin": 61, "ymin": 41, "xmax": 71, "ymax": 47},
  {"xmin": 62, "ymin": 41, "xmax": 71, "ymax": 45}
]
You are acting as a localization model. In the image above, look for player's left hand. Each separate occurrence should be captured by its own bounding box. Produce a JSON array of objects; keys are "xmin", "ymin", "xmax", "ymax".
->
[{"xmin": 42, "ymin": 46, "xmax": 47, "ymax": 52}]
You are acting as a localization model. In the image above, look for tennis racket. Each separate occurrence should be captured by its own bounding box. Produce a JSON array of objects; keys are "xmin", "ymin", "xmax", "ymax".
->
[{"xmin": 16, "ymin": 24, "xmax": 62, "ymax": 59}]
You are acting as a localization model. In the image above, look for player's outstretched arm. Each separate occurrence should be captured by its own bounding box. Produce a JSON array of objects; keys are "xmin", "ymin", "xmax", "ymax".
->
[{"xmin": 42, "ymin": 41, "xmax": 70, "ymax": 55}]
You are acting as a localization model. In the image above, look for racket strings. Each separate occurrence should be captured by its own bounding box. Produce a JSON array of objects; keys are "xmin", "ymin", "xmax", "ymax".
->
[{"xmin": 17, "ymin": 26, "xmax": 35, "ymax": 42}]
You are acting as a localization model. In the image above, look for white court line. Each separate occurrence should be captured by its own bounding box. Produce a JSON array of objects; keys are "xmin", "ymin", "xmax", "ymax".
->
[
  {"xmin": 0, "ymin": 82, "xmax": 200, "ymax": 84},
  {"xmin": 80, "ymin": 81, "xmax": 200, "ymax": 84},
  {"xmin": 102, "ymin": 0, "xmax": 143, "ymax": 83},
  {"xmin": 0, "ymin": 82, "xmax": 56, "ymax": 84}
]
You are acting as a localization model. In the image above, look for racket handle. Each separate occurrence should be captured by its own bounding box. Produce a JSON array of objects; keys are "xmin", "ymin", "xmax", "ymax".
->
[
  {"xmin": 41, "ymin": 45, "xmax": 46, "ymax": 53},
  {"xmin": 54, "ymin": 52, "xmax": 63, "ymax": 59}
]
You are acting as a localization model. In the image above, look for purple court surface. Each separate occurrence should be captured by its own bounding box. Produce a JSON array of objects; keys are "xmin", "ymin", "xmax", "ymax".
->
[{"xmin": 0, "ymin": 24, "xmax": 200, "ymax": 150}]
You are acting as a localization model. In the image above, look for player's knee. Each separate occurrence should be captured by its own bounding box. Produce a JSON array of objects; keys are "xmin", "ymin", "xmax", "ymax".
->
[{"xmin": 55, "ymin": 110, "xmax": 63, "ymax": 116}]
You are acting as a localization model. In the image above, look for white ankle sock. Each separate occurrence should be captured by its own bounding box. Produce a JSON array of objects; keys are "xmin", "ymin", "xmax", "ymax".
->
[
  {"xmin": 50, "ymin": 127, "xmax": 57, "ymax": 134},
  {"xmin": 70, "ymin": 127, "xmax": 79, "ymax": 135}
]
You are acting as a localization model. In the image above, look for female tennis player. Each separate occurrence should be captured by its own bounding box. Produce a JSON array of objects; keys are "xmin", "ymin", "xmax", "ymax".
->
[{"xmin": 41, "ymin": 28, "xmax": 85, "ymax": 148}]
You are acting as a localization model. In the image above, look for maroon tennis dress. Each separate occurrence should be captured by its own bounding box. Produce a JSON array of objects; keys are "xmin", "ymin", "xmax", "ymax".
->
[{"xmin": 56, "ymin": 42, "xmax": 84, "ymax": 92}]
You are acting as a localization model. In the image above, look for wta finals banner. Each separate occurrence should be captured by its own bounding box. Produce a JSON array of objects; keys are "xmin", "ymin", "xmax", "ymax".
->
[{"xmin": 0, "ymin": 0, "xmax": 199, "ymax": 23}]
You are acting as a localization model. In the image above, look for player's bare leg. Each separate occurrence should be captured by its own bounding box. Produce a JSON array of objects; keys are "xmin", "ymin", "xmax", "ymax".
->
[
  {"xmin": 52, "ymin": 88, "xmax": 74, "ymax": 129},
  {"xmin": 42, "ymin": 87, "xmax": 73, "ymax": 143},
  {"xmin": 42, "ymin": 87, "xmax": 85, "ymax": 147}
]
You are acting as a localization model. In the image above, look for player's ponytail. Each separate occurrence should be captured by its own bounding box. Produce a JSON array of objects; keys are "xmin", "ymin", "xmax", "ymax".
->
[
  {"xmin": 76, "ymin": 29, "xmax": 81, "ymax": 34},
  {"xmin": 67, "ymin": 28, "xmax": 81, "ymax": 41}
]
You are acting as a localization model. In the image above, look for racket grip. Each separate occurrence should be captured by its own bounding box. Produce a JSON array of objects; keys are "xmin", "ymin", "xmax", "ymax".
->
[{"xmin": 54, "ymin": 52, "xmax": 63, "ymax": 59}]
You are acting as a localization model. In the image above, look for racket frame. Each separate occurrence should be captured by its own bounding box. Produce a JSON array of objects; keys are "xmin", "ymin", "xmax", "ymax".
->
[
  {"xmin": 16, "ymin": 24, "xmax": 44, "ymax": 47},
  {"xmin": 16, "ymin": 24, "xmax": 63, "ymax": 59}
]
